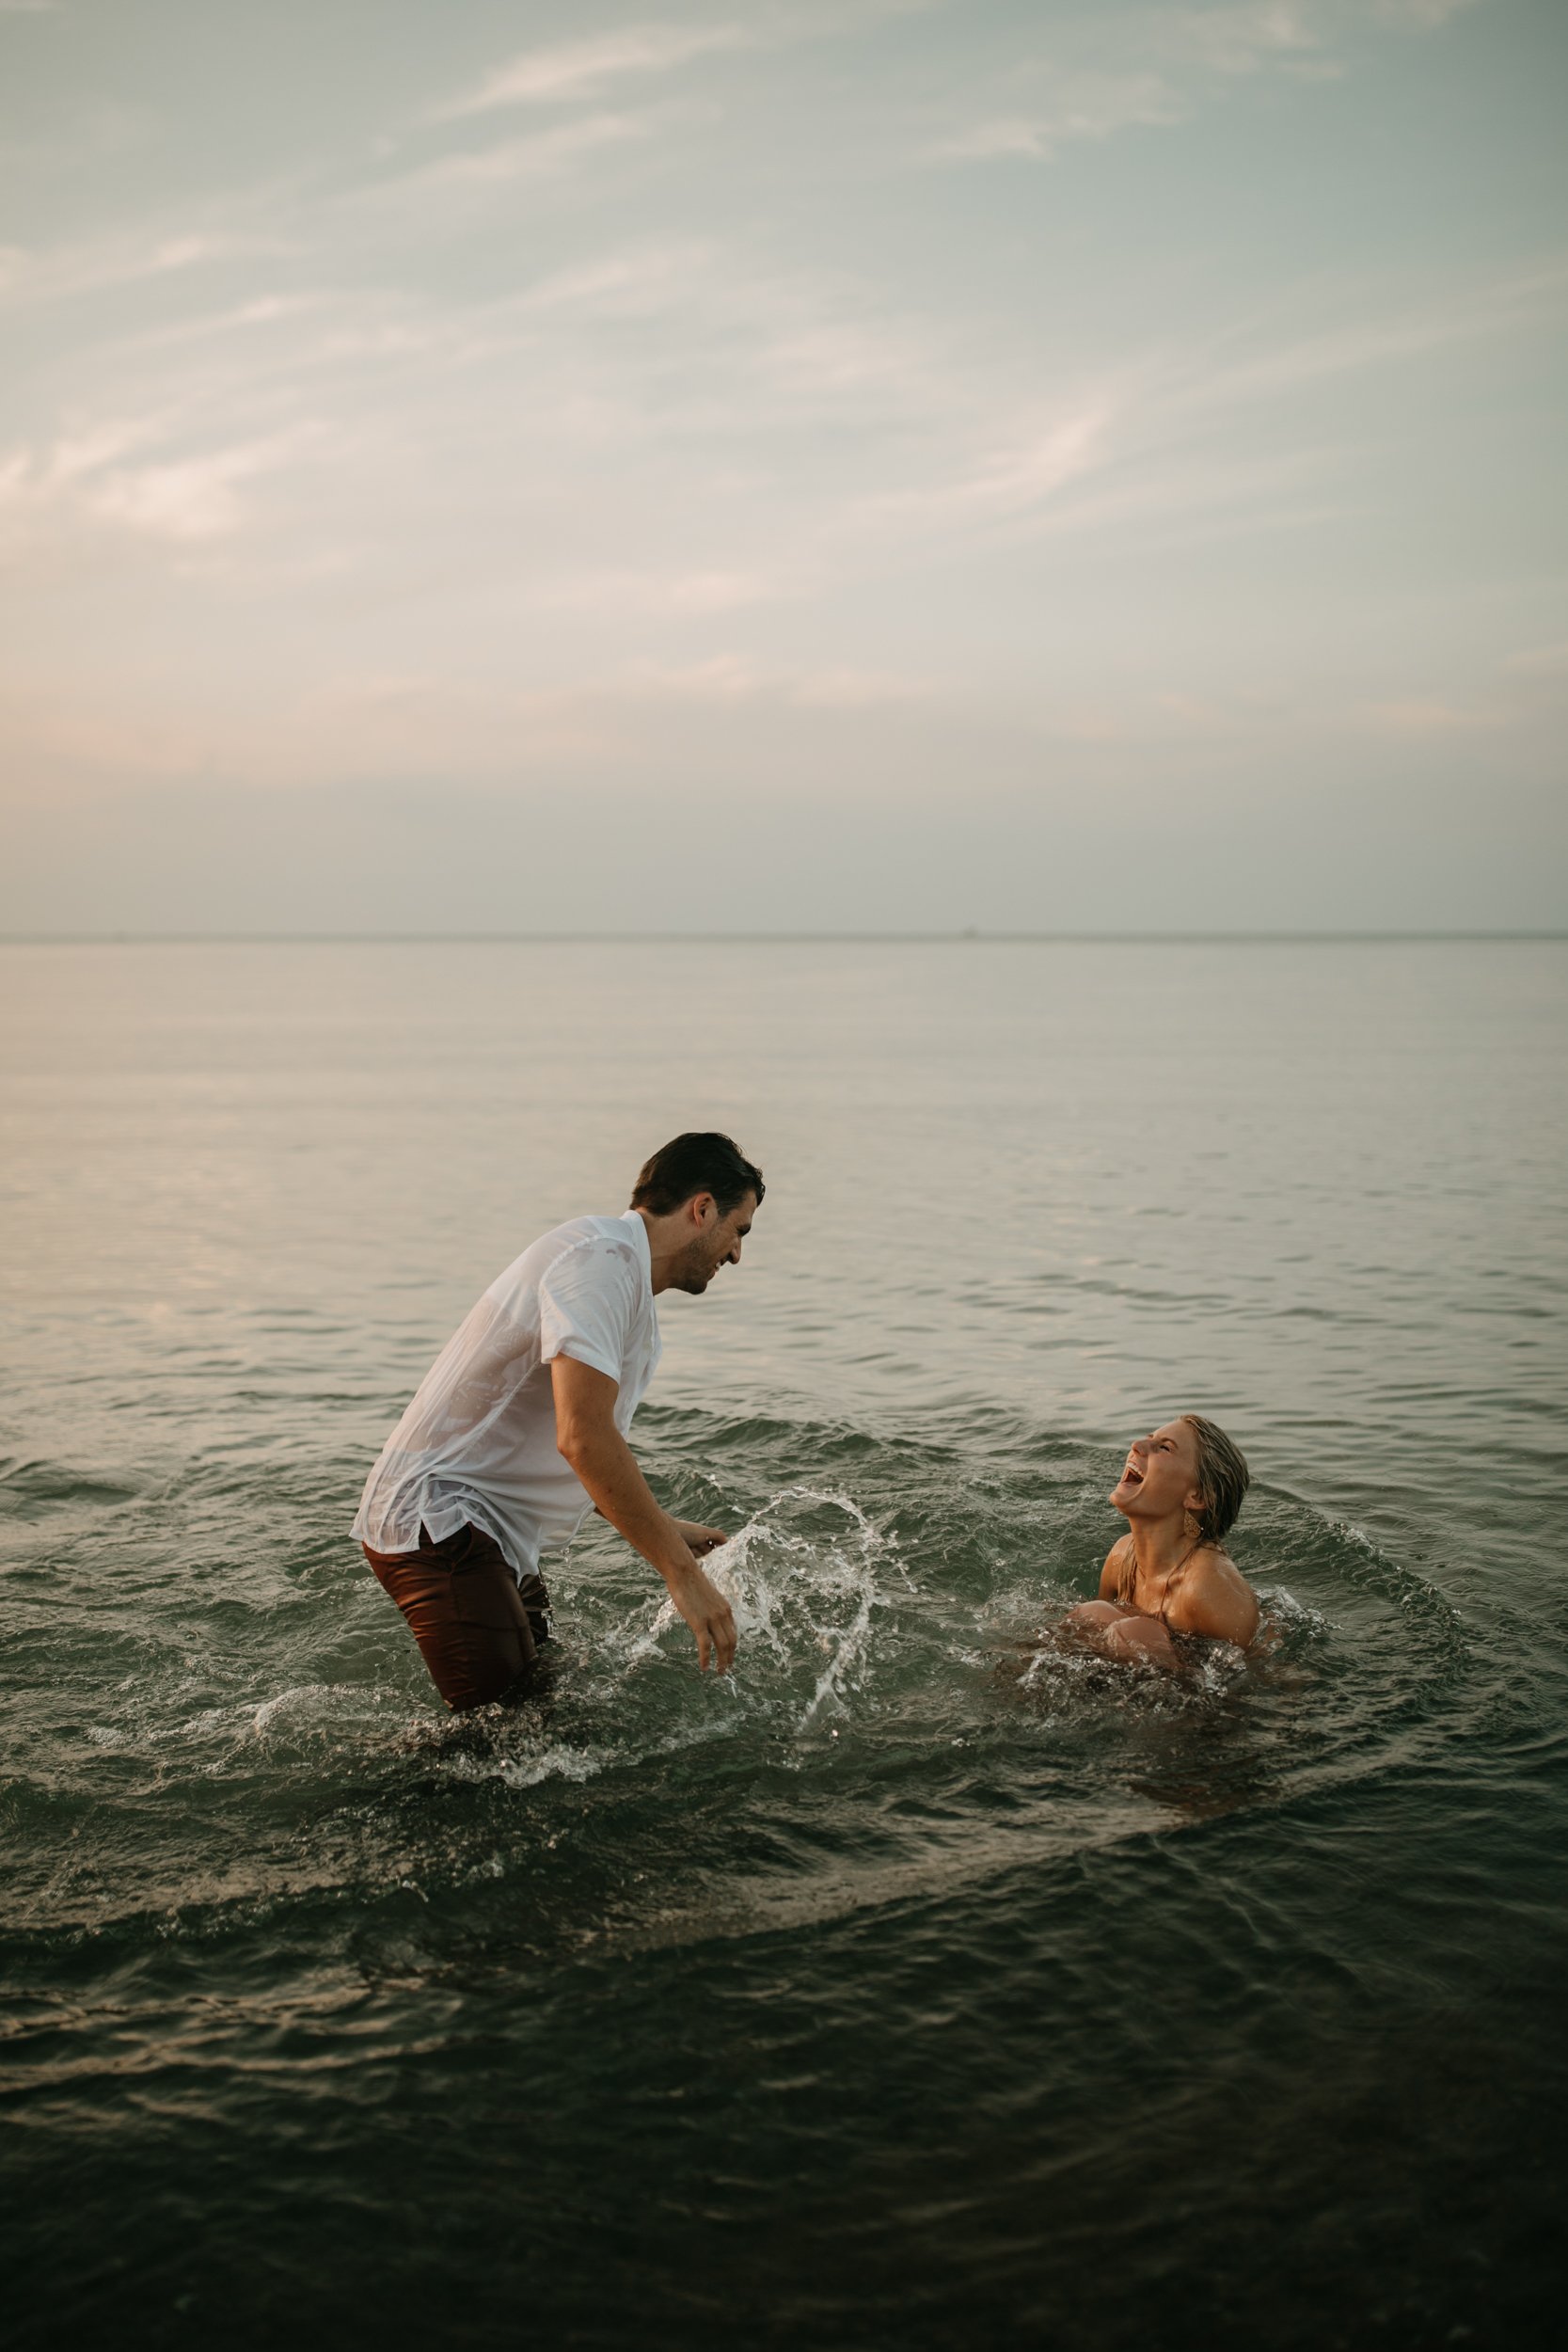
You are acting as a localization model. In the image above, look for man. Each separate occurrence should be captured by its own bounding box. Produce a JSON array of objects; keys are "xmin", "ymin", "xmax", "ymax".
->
[{"xmin": 354, "ymin": 1132, "xmax": 763, "ymax": 1710}]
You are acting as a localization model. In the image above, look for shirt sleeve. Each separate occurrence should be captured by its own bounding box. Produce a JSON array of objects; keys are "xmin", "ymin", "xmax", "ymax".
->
[{"xmin": 536, "ymin": 1238, "xmax": 638, "ymax": 1387}]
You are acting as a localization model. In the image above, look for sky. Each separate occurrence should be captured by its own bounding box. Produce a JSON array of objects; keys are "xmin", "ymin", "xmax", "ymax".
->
[{"xmin": 2, "ymin": 0, "xmax": 1565, "ymax": 934}]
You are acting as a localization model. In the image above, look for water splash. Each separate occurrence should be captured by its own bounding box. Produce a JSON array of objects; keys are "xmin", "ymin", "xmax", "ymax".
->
[{"xmin": 595, "ymin": 1485, "xmax": 901, "ymax": 1731}]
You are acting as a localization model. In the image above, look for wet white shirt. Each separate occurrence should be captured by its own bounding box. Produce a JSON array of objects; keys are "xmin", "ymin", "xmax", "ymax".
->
[{"xmin": 352, "ymin": 1212, "xmax": 661, "ymax": 1581}]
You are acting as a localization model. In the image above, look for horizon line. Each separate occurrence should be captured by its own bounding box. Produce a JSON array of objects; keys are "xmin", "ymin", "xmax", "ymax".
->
[{"xmin": 1, "ymin": 929, "xmax": 1565, "ymax": 947}]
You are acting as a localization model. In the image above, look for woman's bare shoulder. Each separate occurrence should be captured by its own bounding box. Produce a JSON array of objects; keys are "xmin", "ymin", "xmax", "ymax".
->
[{"xmin": 1174, "ymin": 1548, "xmax": 1259, "ymax": 1644}]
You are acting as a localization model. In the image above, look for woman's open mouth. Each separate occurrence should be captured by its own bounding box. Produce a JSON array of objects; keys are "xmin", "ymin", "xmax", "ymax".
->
[{"xmin": 1122, "ymin": 1464, "xmax": 1144, "ymax": 1487}]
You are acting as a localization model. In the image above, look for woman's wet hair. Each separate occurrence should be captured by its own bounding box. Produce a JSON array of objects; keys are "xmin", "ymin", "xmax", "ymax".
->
[
  {"xmin": 630, "ymin": 1132, "xmax": 765, "ymax": 1218},
  {"xmin": 1181, "ymin": 1414, "xmax": 1250, "ymax": 1546}
]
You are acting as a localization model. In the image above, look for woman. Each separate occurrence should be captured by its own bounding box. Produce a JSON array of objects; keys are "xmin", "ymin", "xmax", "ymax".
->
[{"xmin": 1063, "ymin": 1414, "xmax": 1259, "ymax": 1668}]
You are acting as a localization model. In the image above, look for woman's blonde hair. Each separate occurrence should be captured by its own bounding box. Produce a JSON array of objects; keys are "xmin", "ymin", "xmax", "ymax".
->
[
  {"xmin": 1113, "ymin": 1415, "xmax": 1251, "ymax": 1598},
  {"xmin": 1180, "ymin": 1414, "xmax": 1250, "ymax": 1547}
]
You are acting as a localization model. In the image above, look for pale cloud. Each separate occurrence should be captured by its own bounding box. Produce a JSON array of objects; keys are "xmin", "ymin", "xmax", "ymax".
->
[
  {"xmin": 626, "ymin": 651, "xmax": 767, "ymax": 702},
  {"xmin": 1187, "ymin": 268, "xmax": 1568, "ymax": 406},
  {"xmin": 0, "ymin": 648, "xmax": 954, "ymax": 805},
  {"xmin": 295, "ymin": 673, "xmax": 622, "ymax": 772},
  {"xmin": 434, "ymin": 1, "xmax": 943, "ymax": 131},
  {"xmin": 1165, "ymin": 3, "xmax": 1323, "ymax": 76},
  {"xmin": 8, "ymin": 214, "xmax": 1546, "ymax": 618},
  {"xmin": 1367, "ymin": 697, "xmax": 1499, "ymax": 736},
  {"xmin": 933, "ymin": 78, "xmax": 1180, "ymax": 160},
  {"xmin": 1019, "ymin": 444, "xmax": 1344, "ymax": 551},
  {"xmin": 1504, "ymin": 642, "xmax": 1568, "ymax": 677},
  {"xmin": 85, "ymin": 440, "xmax": 297, "ymax": 541},
  {"xmin": 0, "ymin": 694, "xmax": 224, "ymax": 794},
  {"xmin": 546, "ymin": 567, "xmax": 779, "ymax": 615},
  {"xmin": 440, "ymin": 23, "xmax": 752, "ymax": 119},
  {"xmin": 383, "ymin": 112, "xmax": 651, "ymax": 199},
  {"xmin": 1377, "ymin": 0, "xmax": 1483, "ymax": 24},
  {"xmin": 863, "ymin": 403, "xmax": 1115, "ymax": 530},
  {"xmin": 0, "ymin": 230, "xmax": 279, "ymax": 311},
  {"xmin": 930, "ymin": 0, "xmax": 1481, "ymax": 167},
  {"xmin": 983, "ymin": 257, "xmax": 1564, "ymax": 548},
  {"xmin": 614, "ymin": 652, "xmax": 944, "ymax": 712},
  {"xmin": 520, "ymin": 243, "xmax": 718, "ymax": 318},
  {"xmin": 793, "ymin": 665, "xmax": 939, "ymax": 707},
  {"xmin": 334, "ymin": 119, "xmax": 658, "ymax": 235},
  {"xmin": 0, "ymin": 419, "xmax": 320, "ymax": 547}
]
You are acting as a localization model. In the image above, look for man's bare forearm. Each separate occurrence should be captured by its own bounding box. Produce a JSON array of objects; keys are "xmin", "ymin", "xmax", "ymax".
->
[
  {"xmin": 551, "ymin": 1355, "xmax": 738, "ymax": 1673},
  {"xmin": 561, "ymin": 1418, "xmax": 694, "ymax": 1582}
]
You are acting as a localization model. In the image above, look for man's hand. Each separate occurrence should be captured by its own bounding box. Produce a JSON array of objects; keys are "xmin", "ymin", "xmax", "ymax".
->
[
  {"xmin": 551, "ymin": 1354, "xmax": 740, "ymax": 1672},
  {"xmin": 672, "ymin": 1518, "xmax": 730, "ymax": 1558},
  {"xmin": 664, "ymin": 1552, "xmax": 738, "ymax": 1674}
]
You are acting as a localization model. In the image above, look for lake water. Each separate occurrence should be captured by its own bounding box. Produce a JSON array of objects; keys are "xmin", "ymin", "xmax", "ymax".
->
[{"xmin": 3, "ymin": 938, "xmax": 1565, "ymax": 2349}]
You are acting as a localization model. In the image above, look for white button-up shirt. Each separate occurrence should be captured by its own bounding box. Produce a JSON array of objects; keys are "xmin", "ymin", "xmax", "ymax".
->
[{"xmin": 353, "ymin": 1212, "xmax": 662, "ymax": 1580}]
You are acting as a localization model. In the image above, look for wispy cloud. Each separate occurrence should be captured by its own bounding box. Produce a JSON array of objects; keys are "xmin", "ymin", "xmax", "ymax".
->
[
  {"xmin": 933, "ymin": 75, "xmax": 1180, "ymax": 162},
  {"xmin": 863, "ymin": 402, "xmax": 1115, "ymax": 530},
  {"xmin": 520, "ymin": 242, "xmax": 717, "ymax": 317},
  {"xmin": 433, "ymin": 1, "xmax": 935, "ymax": 128},
  {"xmin": 1168, "ymin": 3, "xmax": 1324, "ymax": 76},
  {"xmin": 0, "ymin": 230, "xmax": 285, "ymax": 312},
  {"xmin": 439, "ymin": 22, "xmax": 752, "ymax": 119},
  {"xmin": 1367, "ymin": 696, "xmax": 1499, "ymax": 735},
  {"xmin": 621, "ymin": 650, "xmax": 941, "ymax": 709},
  {"xmin": 1505, "ymin": 641, "xmax": 1568, "ymax": 678},
  {"xmin": 1172, "ymin": 257, "xmax": 1568, "ymax": 410},
  {"xmin": 929, "ymin": 0, "xmax": 1483, "ymax": 166},
  {"xmin": 378, "ymin": 112, "xmax": 650, "ymax": 201},
  {"xmin": 1377, "ymin": 0, "xmax": 1484, "ymax": 25},
  {"xmin": 0, "ymin": 418, "xmax": 320, "ymax": 546},
  {"xmin": 546, "ymin": 566, "xmax": 779, "ymax": 615}
]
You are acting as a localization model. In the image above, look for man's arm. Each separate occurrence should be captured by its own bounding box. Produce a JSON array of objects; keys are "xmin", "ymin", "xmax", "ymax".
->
[
  {"xmin": 550, "ymin": 1355, "xmax": 738, "ymax": 1673},
  {"xmin": 594, "ymin": 1503, "xmax": 728, "ymax": 1554}
]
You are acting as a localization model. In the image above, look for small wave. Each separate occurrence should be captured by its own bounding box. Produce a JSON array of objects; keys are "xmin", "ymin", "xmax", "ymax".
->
[{"xmin": 0, "ymin": 1454, "xmax": 143, "ymax": 1518}]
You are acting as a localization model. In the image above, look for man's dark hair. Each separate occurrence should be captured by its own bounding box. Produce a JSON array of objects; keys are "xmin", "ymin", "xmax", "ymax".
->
[{"xmin": 630, "ymin": 1132, "xmax": 764, "ymax": 1217}]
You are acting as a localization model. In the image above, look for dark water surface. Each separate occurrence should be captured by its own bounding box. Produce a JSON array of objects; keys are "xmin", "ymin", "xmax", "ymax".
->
[{"xmin": 3, "ymin": 940, "xmax": 1565, "ymax": 2349}]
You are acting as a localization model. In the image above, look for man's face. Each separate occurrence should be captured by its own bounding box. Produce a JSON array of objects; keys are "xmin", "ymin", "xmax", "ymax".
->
[{"xmin": 668, "ymin": 1190, "xmax": 759, "ymax": 1295}]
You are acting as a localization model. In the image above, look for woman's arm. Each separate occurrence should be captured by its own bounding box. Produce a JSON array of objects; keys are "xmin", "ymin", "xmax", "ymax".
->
[
  {"xmin": 1059, "ymin": 1600, "xmax": 1181, "ymax": 1670},
  {"xmin": 1100, "ymin": 1613, "xmax": 1181, "ymax": 1670}
]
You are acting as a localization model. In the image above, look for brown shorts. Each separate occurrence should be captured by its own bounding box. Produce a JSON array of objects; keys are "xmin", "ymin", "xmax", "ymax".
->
[{"xmin": 362, "ymin": 1520, "xmax": 553, "ymax": 1712}]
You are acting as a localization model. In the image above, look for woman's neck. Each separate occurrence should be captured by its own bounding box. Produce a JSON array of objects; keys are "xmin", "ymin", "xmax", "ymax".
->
[{"xmin": 1128, "ymin": 1517, "xmax": 1196, "ymax": 1584}]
